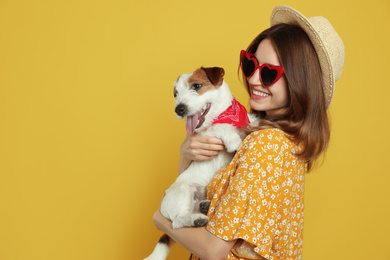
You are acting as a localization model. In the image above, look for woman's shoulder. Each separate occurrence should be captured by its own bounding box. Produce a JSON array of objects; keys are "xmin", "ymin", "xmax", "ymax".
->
[
  {"xmin": 245, "ymin": 128, "xmax": 291, "ymax": 144},
  {"xmin": 239, "ymin": 128, "xmax": 300, "ymax": 155}
]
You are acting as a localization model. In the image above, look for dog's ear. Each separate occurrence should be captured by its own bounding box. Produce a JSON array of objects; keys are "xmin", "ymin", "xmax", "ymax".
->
[{"xmin": 201, "ymin": 67, "xmax": 225, "ymax": 86}]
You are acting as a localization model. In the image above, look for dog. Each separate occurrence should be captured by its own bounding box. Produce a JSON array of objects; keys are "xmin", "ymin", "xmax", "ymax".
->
[{"xmin": 144, "ymin": 67, "xmax": 254, "ymax": 260}]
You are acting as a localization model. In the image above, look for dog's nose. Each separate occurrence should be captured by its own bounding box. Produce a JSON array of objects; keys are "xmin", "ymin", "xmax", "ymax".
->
[{"xmin": 175, "ymin": 104, "xmax": 187, "ymax": 117}]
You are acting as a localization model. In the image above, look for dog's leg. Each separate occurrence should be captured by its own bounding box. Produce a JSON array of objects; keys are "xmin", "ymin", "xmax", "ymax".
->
[{"xmin": 221, "ymin": 132, "xmax": 242, "ymax": 153}]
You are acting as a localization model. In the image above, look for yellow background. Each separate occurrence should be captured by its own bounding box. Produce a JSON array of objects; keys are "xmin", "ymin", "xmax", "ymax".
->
[{"xmin": 0, "ymin": 0, "xmax": 389, "ymax": 259}]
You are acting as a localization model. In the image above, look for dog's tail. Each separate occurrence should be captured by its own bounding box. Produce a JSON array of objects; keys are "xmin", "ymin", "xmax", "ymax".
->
[{"xmin": 144, "ymin": 234, "xmax": 175, "ymax": 260}]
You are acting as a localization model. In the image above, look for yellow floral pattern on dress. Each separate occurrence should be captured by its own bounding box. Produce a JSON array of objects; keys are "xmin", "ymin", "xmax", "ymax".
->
[{"xmin": 191, "ymin": 129, "xmax": 305, "ymax": 260}]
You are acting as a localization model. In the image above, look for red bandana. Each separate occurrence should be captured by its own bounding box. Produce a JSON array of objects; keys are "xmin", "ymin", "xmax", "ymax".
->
[{"xmin": 212, "ymin": 98, "xmax": 250, "ymax": 128}]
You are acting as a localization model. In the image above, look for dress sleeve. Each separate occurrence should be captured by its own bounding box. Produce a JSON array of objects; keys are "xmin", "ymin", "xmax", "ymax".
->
[{"xmin": 206, "ymin": 129, "xmax": 293, "ymax": 259}]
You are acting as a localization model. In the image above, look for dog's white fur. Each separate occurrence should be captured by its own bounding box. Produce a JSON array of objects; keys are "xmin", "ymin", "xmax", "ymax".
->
[{"xmin": 144, "ymin": 67, "xmax": 253, "ymax": 260}]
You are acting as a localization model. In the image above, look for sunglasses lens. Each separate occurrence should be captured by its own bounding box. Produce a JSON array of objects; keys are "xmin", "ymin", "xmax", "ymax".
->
[
  {"xmin": 260, "ymin": 66, "xmax": 278, "ymax": 86},
  {"xmin": 241, "ymin": 56, "xmax": 256, "ymax": 78}
]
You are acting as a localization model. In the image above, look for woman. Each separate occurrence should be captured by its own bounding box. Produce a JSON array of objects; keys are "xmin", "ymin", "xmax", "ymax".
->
[{"xmin": 152, "ymin": 5, "xmax": 345, "ymax": 260}]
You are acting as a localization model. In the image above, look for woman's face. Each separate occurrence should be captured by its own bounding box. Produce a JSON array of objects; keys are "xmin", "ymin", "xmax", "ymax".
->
[{"xmin": 247, "ymin": 38, "xmax": 289, "ymax": 116}]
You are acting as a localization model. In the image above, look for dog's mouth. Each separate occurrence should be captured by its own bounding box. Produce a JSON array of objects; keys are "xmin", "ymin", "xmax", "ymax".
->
[{"xmin": 186, "ymin": 103, "xmax": 211, "ymax": 135}]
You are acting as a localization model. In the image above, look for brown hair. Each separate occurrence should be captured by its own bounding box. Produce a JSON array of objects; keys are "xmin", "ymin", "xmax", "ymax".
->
[{"xmin": 242, "ymin": 23, "xmax": 330, "ymax": 172}]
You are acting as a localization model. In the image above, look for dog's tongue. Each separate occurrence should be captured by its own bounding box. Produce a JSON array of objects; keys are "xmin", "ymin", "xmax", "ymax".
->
[{"xmin": 186, "ymin": 113, "xmax": 199, "ymax": 135}]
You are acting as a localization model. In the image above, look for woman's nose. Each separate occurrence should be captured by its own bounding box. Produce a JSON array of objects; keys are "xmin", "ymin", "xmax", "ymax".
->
[{"xmin": 247, "ymin": 69, "xmax": 261, "ymax": 85}]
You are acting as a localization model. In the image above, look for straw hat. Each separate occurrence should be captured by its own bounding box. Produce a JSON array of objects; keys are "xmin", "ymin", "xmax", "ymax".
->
[{"xmin": 271, "ymin": 5, "xmax": 345, "ymax": 108}]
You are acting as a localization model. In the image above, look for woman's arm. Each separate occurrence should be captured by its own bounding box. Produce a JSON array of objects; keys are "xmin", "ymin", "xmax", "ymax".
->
[
  {"xmin": 153, "ymin": 210, "xmax": 236, "ymax": 260},
  {"xmin": 178, "ymin": 133, "xmax": 225, "ymax": 174}
]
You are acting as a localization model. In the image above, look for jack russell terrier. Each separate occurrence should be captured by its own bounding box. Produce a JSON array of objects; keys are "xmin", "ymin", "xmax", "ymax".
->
[{"xmin": 144, "ymin": 67, "xmax": 256, "ymax": 260}]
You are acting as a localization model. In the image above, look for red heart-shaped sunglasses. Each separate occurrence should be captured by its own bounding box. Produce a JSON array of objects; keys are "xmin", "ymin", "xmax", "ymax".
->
[{"xmin": 240, "ymin": 50, "xmax": 284, "ymax": 87}]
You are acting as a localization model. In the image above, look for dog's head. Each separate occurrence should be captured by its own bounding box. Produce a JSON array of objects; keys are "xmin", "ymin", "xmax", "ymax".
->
[{"xmin": 174, "ymin": 67, "xmax": 232, "ymax": 135}]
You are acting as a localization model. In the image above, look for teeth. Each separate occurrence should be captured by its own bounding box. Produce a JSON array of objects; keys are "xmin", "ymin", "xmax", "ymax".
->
[
  {"xmin": 253, "ymin": 90, "xmax": 270, "ymax": 97},
  {"xmin": 201, "ymin": 104, "xmax": 210, "ymax": 114}
]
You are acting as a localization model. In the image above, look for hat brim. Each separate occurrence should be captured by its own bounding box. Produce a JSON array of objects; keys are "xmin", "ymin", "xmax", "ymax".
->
[{"xmin": 270, "ymin": 5, "xmax": 334, "ymax": 108}]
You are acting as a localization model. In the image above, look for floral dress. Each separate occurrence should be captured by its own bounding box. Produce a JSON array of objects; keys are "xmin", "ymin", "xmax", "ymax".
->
[{"xmin": 191, "ymin": 128, "xmax": 305, "ymax": 260}]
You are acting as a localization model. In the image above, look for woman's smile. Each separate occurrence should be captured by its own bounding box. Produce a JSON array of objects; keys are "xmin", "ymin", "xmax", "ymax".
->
[{"xmin": 251, "ymin": 88, "xmax": 270, "ymax": 100}]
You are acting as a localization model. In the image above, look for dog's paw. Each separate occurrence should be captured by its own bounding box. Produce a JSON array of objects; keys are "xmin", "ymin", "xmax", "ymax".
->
[
  {"xmin": 194, "ymin": 216, "xmax": 209, "ymax": 227},
  {"xmin": 204, "ymin": 124, "xmax": 243, "ymax": 153},
  {"xmin": 247, "ymin": 113, "xmax": 260, "ymax": 127},
  {"xmin": 223, "ymin": 134, "xmax": 242, "ymax": 153},
  {"xmin": 199, "ymin": 200, "xmax": 211, "ymax": 215}
]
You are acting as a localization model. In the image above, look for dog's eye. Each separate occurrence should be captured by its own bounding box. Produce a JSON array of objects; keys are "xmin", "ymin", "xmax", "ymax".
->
[
  {"xmin": 191, "ymin": 83, "xmax": 203, "ymax": 90},
  {"xmin": 174, "ymin": 88, "xmax": 178, "ymax": 98}
]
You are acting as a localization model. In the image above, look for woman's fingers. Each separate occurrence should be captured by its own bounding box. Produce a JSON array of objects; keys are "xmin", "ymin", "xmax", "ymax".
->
[
  {"xmin": 189, "ymin": 137, "xmax": 224, "ymax": 151},
  {"xmin": 191, "ymin": 150, "xmax": 220, "ymax": 161},
  {"xmin": 181, "ymin": 133, "xmax": 225, "ymax": 162}
]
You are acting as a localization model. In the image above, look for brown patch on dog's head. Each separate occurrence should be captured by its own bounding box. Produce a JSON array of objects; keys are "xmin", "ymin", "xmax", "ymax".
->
[{"xmin": 187, "ymin": 67, "xmax": 225, "ymax": 95}]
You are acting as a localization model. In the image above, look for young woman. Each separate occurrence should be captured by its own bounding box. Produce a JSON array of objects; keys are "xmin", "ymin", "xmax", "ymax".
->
[{"xmin": 152, "ymin": 5, "xmax": 344, "ymax": 260}]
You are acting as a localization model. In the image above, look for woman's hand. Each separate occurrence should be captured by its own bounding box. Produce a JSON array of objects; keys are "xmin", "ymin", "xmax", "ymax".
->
[
  {"xmin": 152, "ymin": 209, "xmax": 166, "ymax": 231},
  {"xmin": 181, "ymin": 133, "xmax": 225, "ymax": 161},
  {"xmin": 153, "ymin": 194, "xmax": 168, "ymax": 231},
  {"xmin": 178, "ymin": 133, "xmax": 225, "ymax": 174},
  {"xmin": 151, "ymin": 208, "xmax": 236, "ymax": 260}
]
